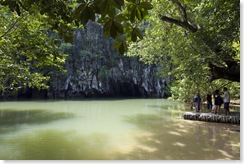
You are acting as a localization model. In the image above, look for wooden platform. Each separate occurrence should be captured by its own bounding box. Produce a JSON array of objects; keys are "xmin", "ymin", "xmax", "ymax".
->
[{"xmin": 182, "ymin": 112, "xmax": 240, "ymax": 124}]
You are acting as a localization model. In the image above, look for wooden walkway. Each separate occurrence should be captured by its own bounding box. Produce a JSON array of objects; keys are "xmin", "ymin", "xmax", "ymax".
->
[{"xmin": 182, "ymin": 112, "xmax": 240, "ymax": 124}]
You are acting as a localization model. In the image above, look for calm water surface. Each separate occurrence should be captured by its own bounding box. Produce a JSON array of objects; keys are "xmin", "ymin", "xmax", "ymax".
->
[{"xmin": 0, "ymin": 99, "xmax": 240, "ymax": 160}]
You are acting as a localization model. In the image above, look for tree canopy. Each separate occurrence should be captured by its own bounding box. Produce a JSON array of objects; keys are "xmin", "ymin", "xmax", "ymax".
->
[
  {"xmin": 0, "ymin": 4, "xmax": 66, "ymax": 94},
  {"xmin": 0, "ymin": 0, "xmax": 153, "ymax": 53},
  {"xmin": 126, "ymin": 0, "xmax": 240, "ymax": 100}
]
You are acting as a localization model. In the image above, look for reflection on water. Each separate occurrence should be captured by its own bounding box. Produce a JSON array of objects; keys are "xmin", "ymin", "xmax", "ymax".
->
[
  {"xmin": 0, "ymin": 109, "xmax": 74, "ymax": 126},
  {"xmin": 1, "ymin": 130, "xmax": 109, "ymax": 160},
  {"xmin": 0, "ymin": 99, "xmax": 240, "ymax": 160}
]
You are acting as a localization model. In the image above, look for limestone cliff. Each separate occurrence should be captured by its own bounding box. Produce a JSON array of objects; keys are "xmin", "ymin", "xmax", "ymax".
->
[{"xmin": 47, "ymin": 21, "xmax": 167, "ymax": 98}]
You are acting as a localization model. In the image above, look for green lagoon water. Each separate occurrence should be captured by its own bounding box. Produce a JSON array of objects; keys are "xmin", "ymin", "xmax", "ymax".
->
[{"xmin": 0, "ymin": 99, "xmax": 240, "ymax": 160}]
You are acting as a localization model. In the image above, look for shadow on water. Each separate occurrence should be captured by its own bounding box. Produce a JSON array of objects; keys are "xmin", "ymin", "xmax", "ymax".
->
[
  {"xmin": 0, "ymin": 130, "xmax": 110, "ymax": 160},
  {"xmin": 117, "ymin": 113, "xmax": 240, "ymax": 160},
  {"xmin": 0, "ymin": 109, "xmax": 75, "ymax": 133}
]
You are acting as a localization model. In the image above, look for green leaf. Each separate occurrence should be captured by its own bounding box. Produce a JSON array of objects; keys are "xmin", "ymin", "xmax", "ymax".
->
[
  {"xmin": 114, "ymin": 0, "xmax": 124, "ymax": 7},
  {"xmin": 112, "ymin": 38, "xmax": 122, "ymax": 49},
  {"xmin": 119, "ymin": 43, "xmax": 125, "ymax": 54},
  {"xmin": 110, "ymin": 21, "xmax": 117, "ymax": 38},
  {"xmin": 79, "ymin": 7, "xmax": 89, "ymax": 25},
  {"xmin": 78, "ymin": 6, "xmax": 95, "ymax": 25},
  {"xmin": 115, "ymin": 13, "xmax": 127, "ymax": 21},
  {"xmin": 113, "ymin": 39, "xmax": 127, "ymax": 54},
  {"xmin": 183, "ymin": 0, "xmax": 189, "ymax": 4},
  {"xmin": 130, "ymin": 6, "xmax": 136, "ymax": 23},
  {"xmin": 121, "ymin": 40, "xmax": 128, "ymax": 54},
  {"xmin": 135, "ymin": 7, "xmax": 142, "ymax": 21},
  {"xmin": 73, "ymin": 4, "xmax": 86, "ymax": 19},
  {"xmin": 97, "ymin": 17, "xmax": 105, "ymax": 23},
  {"xmin": 139, "ymin": 2, "xmax": 153, "ymax": 10},
  {"xmin": 123, "ymin": 22, "xmax": 133, "ymax": 33},
  {"xmin": 86, "ymin": 6, "xmax": 95, "ymax": 21},
  {"xmin": 140, "ymin": 8, "xmax": 149, "ymax": 19},
  {"xmin": 97, "ymin": 0, "xmax": 111, "ymax": 17},
  {"xmin": 103, "ymin": 19, "xmax": 112, "ymax": 36},
  {"xmin": 108, "ymin": 6, "xmax": 116, "ymax": 17},
  {"xmin": 131, "ymin": 31, "xmax": 137, "ymax": 42},
  {"xmin": 131, "ymin": 27, "xmax": 143, "ymax": 42},
  {"xmin": 75, "ymin": 20, "xmax": 80, "ymax": 26},
  {"xmin": 134, "ymin": 27, "xmax": 143, "ymax": 39},
  {"xmin": 114, "ymin": 21, "xmax": 123, "ymax": 34}
]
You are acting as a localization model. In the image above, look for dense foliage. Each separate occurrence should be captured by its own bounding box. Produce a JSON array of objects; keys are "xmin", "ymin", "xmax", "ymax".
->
[
  {"xmin": 0, "ymin": 6, "xmax": 67, "ymax": 96},
  {"xmin": 126, "ymin": 0, "xmax": 240, "ymax": 101},
  {"xmin": 0, "ymin": 0, "xmax": 153, "ymax": 53}
]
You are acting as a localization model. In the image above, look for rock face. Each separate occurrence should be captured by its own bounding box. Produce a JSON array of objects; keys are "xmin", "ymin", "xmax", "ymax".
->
[{"xmin": 47, "ymin": 22, "xmax": 167, "ymax": 98}]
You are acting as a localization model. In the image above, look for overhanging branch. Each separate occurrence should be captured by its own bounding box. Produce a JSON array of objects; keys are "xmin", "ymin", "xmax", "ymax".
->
[
  {"xmin": 0, "ymin": 17, "xmax": 21, "ymax": 39},
  {"xmin": 176, "ymin": 2, "xmax": 188, "ymax": 22},
  {"xmin": 0, "ymin": 13, "xmax": 28, "ymax": 39},
  {"xmin": 158, "ymin": 14, "xmax": 198, "ymax": 32}
]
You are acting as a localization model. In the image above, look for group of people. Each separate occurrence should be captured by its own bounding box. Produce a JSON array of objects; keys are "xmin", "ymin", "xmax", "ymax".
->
[{"xmin": 193, "ymin": 87, "xmax": 230, "ymax": 115}]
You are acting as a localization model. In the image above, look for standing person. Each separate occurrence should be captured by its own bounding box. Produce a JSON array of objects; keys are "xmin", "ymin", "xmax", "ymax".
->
[
  {"xmin": 206, "ymin": 91, "xmax": 212, "ymax": 112},
  {"xmin": 211, "ymin": 91, "xmax": 215, "ymax": 113},
  {"xmin": 214, "ymin": 89, "xmax": 221, "ymax": 114},
  {"xmin": 193, "ymin": 91, "xmax": 201, "ymax": 112},
  {"xmin": 222, "ymin": 87, "xmax": 230, "ymax": 115}
]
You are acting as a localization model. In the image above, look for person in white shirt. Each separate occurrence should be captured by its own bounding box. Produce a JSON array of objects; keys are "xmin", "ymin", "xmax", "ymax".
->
[{"xmin": 222, "ymin": 87, "xmax": 230, "ymax": 115}]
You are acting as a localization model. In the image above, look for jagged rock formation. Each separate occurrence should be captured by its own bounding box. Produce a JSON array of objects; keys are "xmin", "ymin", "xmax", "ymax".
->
[{"xmin": 47, "ymin": 21, "xmax": 167, "ymax": 99}]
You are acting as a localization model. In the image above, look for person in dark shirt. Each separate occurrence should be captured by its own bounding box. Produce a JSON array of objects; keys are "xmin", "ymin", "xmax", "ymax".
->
[
  {"xmin": 206, "ymin": 92, "xmax": 212, "ymax": 112},
  {"xmin": 193, "ymin": 91, "xmax": 201, "ymax": 112},
  {"xmin": 213, "ymin": 89, "xmax": 221, "ymax": 114}
]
